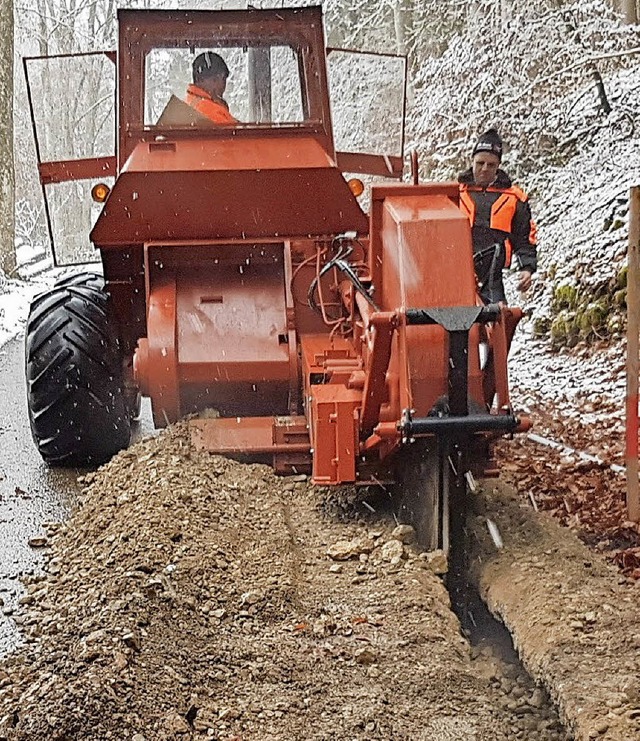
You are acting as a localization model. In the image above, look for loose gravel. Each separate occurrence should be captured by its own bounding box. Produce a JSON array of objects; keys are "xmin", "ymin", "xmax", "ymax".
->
[{"xmin": 0, "ymin": 423, "xmax": 568, "ymax": 740}]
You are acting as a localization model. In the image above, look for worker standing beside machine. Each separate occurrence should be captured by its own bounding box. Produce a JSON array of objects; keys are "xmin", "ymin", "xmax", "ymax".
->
[{"xmin": 458, "ymin": 129, "xmax": 537, "ymax": 304}]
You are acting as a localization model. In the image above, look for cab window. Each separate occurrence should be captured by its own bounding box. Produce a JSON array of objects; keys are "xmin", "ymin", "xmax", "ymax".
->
[{"xmin": 144, "ymin": 45, "xmax": 304, "ymax": 126}]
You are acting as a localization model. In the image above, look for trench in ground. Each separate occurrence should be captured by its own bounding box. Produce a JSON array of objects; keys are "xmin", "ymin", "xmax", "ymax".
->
[{"xmin": 351, "ymin": 483, "xmax": 572, "ymax": 737}]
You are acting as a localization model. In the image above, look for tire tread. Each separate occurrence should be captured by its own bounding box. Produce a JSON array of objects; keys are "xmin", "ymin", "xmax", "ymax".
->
[{"xmin": 25, "ymin": 282, "xmax": 131, "ymax": 466}]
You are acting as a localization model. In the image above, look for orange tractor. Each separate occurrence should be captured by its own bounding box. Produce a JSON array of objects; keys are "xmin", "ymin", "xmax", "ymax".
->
[{"xmin": 24, "ymin": 6, "xmax": 528, "ymax": 553}]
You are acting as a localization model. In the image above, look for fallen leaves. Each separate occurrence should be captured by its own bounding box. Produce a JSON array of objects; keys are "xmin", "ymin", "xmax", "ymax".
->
[{"xmin": 496, "ymin": 403, "xmax": 640, "ymax": 580}]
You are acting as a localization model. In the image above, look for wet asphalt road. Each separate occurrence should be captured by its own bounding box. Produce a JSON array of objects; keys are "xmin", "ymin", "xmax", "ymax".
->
[
  {"xmin": 0, "ymin": 334, "xmax": 154, "ymax": 657},
  {"xmin": 0, "ymin": 335, "xmax": 81, "ymax": 656}
]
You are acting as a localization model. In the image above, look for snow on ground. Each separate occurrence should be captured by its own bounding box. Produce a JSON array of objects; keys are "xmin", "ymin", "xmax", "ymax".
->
[
  {"xmin": 0, "ymin": 278, "xmax": 46, "ymax": 348},
  {"xmin": 525, "ymin": 127, "xmax": 640, "ymax": 323},
  {"xmin": 509, "ymin": 320, "xmax": 625, "ymax": 421},
  {"xmin": 502, "ymin": 253, "xmax": 627, "ymax": 428},
  {"xmin": 0, "ymin": 266, "xmax": 83, "ymax": 349}
]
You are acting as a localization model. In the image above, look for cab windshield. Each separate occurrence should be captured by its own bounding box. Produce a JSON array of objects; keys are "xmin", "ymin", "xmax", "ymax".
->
[{"xmin": 145, "ymin": 44, "xmax": 306, "ymax": 127}]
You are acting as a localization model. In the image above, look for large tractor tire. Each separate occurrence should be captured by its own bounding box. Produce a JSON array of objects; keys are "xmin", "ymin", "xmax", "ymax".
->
[
  {"xmin": 53, "ymin": 271, "xmax": 141, "ymax": 422},
  {"xmin": 25, "ymin": 282, "xmax": 131, "ymax": 466},
  {"xmin": 53, "ymin": 271, "xmax": 104, "ymax": 292}
]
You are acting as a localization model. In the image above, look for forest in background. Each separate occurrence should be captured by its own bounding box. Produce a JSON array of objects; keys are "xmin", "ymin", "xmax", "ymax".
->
[{"xmin": 5, "ymin": 0, "xmax": 640, "ymax": 343}]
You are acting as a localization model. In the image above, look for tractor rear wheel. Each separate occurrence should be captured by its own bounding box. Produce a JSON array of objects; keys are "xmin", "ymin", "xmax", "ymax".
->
[
  {"xmin": 53, "ymin": 271, "xmax": 141, "ymax": 422},
  {"xmin": 25, "ymin": 282, "xmax": 131, "ymax": 465},
  {"xmin": 53, "ymin": 271, "xmax": 104, "ymax": 291}
]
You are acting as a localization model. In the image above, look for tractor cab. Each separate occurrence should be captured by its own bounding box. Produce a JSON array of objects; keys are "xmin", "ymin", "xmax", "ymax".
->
[
  {"xmin": 123, "ymin": 6, "xmax": 338, "ymax": 163},
  {"xmin": 24, "ymin": 5, "xmax": 407, "ymax": 266},
  {"xmin": 118, "ymin": 6, "xmax": 405, "ymax": 176}
]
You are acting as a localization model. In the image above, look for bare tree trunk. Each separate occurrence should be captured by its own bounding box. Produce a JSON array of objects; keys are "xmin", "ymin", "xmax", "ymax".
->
[
  {"xmin": 392, "ymin": 0, "xmax": 415, "ymax": 103},
  {"xmin": 564, "ymin": 11, "xmax": 612, "ymax": 115},
  {"xmin": 393, "ymin": 0, "xmax": 409, "ymax": 55},
  {"xmin": 622, "ymin": 0, "xmax": 638, "ymax": 24},
  {"xmin": 500, "ymin": 0, "xmax": 509, "ymax": 26},
  {"xmin": 0, "ymin": 0, "xmax": 14, "ymax": 276}
]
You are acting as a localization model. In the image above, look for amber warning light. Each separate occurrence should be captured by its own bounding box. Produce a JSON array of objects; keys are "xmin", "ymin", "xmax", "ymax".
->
[
  {"xmin": 348, "ymin": 178, "xmax": 364, "ymax": 197},
  {"xmin": 91, "ymin": 183, "xmax": 111, "ymax": 203}
]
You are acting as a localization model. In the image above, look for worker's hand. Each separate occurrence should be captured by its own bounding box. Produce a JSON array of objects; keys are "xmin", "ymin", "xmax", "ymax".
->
[{"xmin": 517, "ymin": 270, "xmax": 533, "ymax": 292}]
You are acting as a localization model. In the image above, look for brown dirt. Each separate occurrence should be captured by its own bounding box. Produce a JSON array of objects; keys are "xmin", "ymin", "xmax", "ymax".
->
[
  {"xmin": 470, "ymin": 481, "xmax": 640, "ymax": 741},
  {"xmin": 0, "ymin": 424, "xmax": 567, "ymax": 741},
  {"xmin": 496, "ymin": 403, "xmax": 640, "ymax": 578},
  {"xmin": 503, "ymin": 337, "xmax": 640, "ymax": 579}
]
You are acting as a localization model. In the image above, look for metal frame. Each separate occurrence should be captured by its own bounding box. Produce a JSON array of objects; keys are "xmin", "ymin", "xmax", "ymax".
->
[
  {"xmin": 117, "ymin": 6, "xmax": 335, "ymax": 167},
  {"xmin": 326, "ymin": 46, "xmax": 407, "ymax": 179},
  {"xmin": 23, "ymin": 51, "xmax": 116, "ymax": 267}
]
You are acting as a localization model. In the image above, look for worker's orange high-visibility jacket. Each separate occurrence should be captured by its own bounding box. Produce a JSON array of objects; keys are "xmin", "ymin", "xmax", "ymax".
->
[
  {"xmin": 458, "ymin": 168, "xmax": 537, "ymax": 303},
  {"xmin": 185, "ymin": 84, "xmax": 237, "ymax": 124}
]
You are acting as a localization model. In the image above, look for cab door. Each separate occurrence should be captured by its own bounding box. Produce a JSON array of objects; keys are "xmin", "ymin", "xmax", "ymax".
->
[
  {"xmin": 327, "ymin": 48, "xmax": 407, "ymax": 179},
  {"xmin": 23, "ymin": 51, "xmax": 116, "ymax": 266}
]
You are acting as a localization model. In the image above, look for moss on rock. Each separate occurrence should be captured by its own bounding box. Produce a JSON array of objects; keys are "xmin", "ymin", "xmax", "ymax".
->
[{"xmin": 543, "ymin": 275, "xmax": 624, "ymax": 350}]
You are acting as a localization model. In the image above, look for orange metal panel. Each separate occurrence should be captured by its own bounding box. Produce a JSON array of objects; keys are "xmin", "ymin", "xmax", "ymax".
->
[
  {"xmin": 360, "ymin": 312, "xmax": 397, "ymax": 436},
  {"xmin": 300, "ymin": 334, "xmax": 358, "ymax": 378},
  {"xmin": 190, "ymin": 416, "xmax": 310, "ymax": 453},
  {"xmin": 190, "ymin": 415, "xmax": 312, "ymax": 474},
  {"xmin": 335, "ymin": 151, "xmax": 403, "ymax": 179},
  {"xmin": 123, "ymin": 136, "xmax": 333, "ymax": 173},
  {"xmin": 376, "ymin": 191, "xmax": 480, "ymax": 418},
  {"xmin": 191, "ymin": 416, "xmax": 274, "ymax": 452},
  {"xmin": 298, "ymin": 334, "xmax": 364, "ymax": 483},
  {"xmin": 38, "ymin": 156, "xmax": 116, "ymax": 185},
  {"xmin": 173, "ymin": 267, "xmax": 289, "ymax": 370},
  {"xmin": 138, "ymin": 243, "xmax": 293, "ymax": 423},
  {"xmin": 310, "ymin": 385, "xmax": 361, "ymax": 484},
  {"xmin": 492, "ymin": 318, "xmax": 509, "ymax": 410},
  {"xmin": 146, "ymin": 277, "xmax": 180, "ymax": 426},
  {"xmin": 368, "ymin": 183, "xmax": 461, "ymax": 289},
  {"xmin": 91, "ymin": 154, "xmax": 368, "ymax": 245},
  {"xmin": 179, "ymin": 362, "xmax": 289, "ymax": 384},
  {"xmin": 180, "ymin": 383, "xmax": 290, "ymax": 419}
]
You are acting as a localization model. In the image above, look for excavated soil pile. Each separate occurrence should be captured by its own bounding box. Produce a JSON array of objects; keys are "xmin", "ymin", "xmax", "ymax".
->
[
  {"xmin": 0, "ymin": 424, "xmax": 567, "ymax": 741},
  {"xmin": 470, "ymin": 482, "xmax": 640, "ymax": 741}
]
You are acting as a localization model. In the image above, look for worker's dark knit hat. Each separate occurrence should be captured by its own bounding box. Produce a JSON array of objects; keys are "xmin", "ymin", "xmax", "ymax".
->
[
  {"xmin": 193, "ymin": 51, "xmax": 229, "ymax": 81},
  {"xmin": 472, "ymin": 128, "xmax": 503, "ymax": 160}
]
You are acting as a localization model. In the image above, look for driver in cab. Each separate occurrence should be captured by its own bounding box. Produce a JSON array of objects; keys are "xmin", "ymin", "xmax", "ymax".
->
[{"xmin": 185, "ymin": 52, "xmax": 237, "ymax": 125}]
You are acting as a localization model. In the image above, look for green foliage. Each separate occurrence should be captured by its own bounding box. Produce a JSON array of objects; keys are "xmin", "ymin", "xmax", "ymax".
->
[
  {"xmin": 532, "ymin": 316, "xmax": 551, "ymax": 337},
  {"xmin": 584, "ymin": 299, "xmax": 609, "ymax": 327},
  {"xmin": 614, "ymin": 288, "xmax": 627, "ymax": 308},
  {"xmin": 550, "ymin": 310, "xmax": 579, "ymax": 348},
  {"xmin": 617, "ymin": 265, "xmax": 628, "ymax": 289},
  {"xmin": 551, "ymin": 284, "xmax": 580, "ymax": 312},
  {"xmin": 545, "ymin": 276, "xmax": 626, "ymax": 349}
]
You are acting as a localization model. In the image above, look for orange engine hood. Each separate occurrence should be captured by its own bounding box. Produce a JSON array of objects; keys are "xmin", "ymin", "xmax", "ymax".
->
[{"xmin": 91, "ymin": 135, "xmax": 368, "ymax": 246}]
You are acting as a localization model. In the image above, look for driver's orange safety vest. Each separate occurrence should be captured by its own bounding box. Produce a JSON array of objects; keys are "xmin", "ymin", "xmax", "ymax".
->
[{"xmin": 185, "ymin": 84, "xmax": 237, "ymax": 125}]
